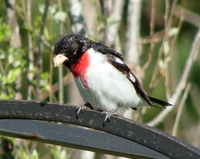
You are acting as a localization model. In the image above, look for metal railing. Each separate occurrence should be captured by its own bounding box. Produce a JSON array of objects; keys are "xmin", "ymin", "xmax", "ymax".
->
[{"xmin": 0, "ymin": 100, "xmax": 199, "ymax": 159}]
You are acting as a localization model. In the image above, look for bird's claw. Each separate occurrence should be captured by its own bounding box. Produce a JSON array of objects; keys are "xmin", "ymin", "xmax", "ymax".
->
[
  {"xmin": 75, "ymin": 105, "xmax": 86, "ymax": 119},
  {"xmin": 101, "ymin": 110, "xmax": 118, "ymax": 127},
  {"xmin": 75, "ymin": 103, "xmax": 93, "ymax": 119}
]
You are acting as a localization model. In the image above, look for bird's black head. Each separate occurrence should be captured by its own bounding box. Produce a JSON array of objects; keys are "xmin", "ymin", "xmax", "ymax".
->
[{"xmin": 53, "ymin": 34, "xmax": 90, "ymax": 69}]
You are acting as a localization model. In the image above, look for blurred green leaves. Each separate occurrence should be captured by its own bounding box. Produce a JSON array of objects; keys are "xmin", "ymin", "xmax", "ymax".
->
[
  {"xmin": 0, "ymin": 21, "xmax": 25, "ymax": 99},
  {"xmin": 0, "ymin": 19, "xmax": 12, "ymax": 42}
]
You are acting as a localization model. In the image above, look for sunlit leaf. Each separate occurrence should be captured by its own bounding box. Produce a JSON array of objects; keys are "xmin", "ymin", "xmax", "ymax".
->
[{"xmin": 6, "ymin": 67, "xmax": 21, "ymax": 84}]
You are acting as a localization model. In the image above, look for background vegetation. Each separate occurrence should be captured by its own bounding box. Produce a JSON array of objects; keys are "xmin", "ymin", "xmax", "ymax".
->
[{"xmin": 0, "ymin": 0, "xmax": 200, "ymax": 158}]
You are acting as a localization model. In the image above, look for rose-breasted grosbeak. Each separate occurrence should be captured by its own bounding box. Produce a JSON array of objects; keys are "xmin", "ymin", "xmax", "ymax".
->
[{"xmin": 53, "ymin": 34, "xmax": 172, "ymax": 124}]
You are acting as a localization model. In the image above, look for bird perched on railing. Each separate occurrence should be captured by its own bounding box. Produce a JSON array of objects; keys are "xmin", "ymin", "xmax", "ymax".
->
[{"xmin": 53, "ymin": 34, "xmax": 172, "ymax": 125}]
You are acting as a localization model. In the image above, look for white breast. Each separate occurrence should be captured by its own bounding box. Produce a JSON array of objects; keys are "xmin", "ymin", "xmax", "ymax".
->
[{"xmin": 74, "ymin": 48, "xmax": 143, "ymax": 115}]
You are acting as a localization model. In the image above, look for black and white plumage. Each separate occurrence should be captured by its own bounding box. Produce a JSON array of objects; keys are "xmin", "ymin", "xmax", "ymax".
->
[{"xmin": 53, "ymin": 34, "xmax": 172, "ymax": 123}]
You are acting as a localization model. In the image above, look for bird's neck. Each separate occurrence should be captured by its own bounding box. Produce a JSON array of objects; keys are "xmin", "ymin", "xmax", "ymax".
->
[{"xmin": 70, "ymin": 51, "xmax": 90, "ymax": 78}]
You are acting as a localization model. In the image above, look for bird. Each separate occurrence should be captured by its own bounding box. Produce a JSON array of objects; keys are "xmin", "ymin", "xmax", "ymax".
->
[{"xmin": 53, "ymin": 34, "xmax": 172, "ymax": 124}]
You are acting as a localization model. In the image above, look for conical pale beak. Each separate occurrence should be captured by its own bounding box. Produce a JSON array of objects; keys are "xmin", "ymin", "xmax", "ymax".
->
[{"xmin": 53, "ymin": 54, "xmax": 68, "ymax": 67}]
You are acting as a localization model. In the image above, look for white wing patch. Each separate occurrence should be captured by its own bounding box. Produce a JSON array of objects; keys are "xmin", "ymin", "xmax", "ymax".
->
[
  {"xmin": 115, "ymin": 57, "xmax": 124, "ymax": 64},
  {"xmin": 129, "ymin": 73, "xmax": 136, "ymax": 83}
]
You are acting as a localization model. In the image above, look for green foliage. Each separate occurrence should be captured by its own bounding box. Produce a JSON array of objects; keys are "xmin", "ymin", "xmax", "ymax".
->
[
  {"xmin": 50, "ymin": 146, "xmax": 69, "ymax": 159},
  {"xmin": 15, "ymin": 146, "xmax": 39, "ymax": 159},
  {"xmin": 40, "ymin": 72, "xmax": 50, "ymax": 92},
  {"xmin": 0, "ymin": 21, "xmax": 26, "ymax": 100},
  {"xmin": 0, "ymin": 19, "xmax": 12, "ymax": 42},
  {"xmin": 0, "ymin": 47, "xmax": 26, "ymax": 99}
]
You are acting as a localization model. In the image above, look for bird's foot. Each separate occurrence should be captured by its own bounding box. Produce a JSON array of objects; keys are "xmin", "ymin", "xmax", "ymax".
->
[
  {"xmin": 75, "ymin": 103, "xmax": 93, "ymax": 119},
  {"xmin": 101, "ymin": 109, "xmax": 118, "ymax": 127}
]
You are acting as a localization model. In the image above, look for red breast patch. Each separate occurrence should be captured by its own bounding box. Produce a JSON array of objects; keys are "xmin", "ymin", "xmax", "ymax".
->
[{"xmin": 71, "ymin": 51, "xmax": 90, "ymax": 89}]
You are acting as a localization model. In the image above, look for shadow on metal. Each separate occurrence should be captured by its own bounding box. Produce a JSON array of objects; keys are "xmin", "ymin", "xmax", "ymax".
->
[{"xmin": 0, "ymin": 100, "xmax": 199, "ymax": 159}]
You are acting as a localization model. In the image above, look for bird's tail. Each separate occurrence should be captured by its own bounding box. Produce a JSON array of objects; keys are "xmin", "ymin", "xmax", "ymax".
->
[{"xmin": 148, "ymin": 96, "xmax": 172, "ymax": 108}]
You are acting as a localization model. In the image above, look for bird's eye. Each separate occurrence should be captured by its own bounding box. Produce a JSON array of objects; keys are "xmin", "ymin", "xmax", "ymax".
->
[{"xmin": 62, "ymin": 44, "xmax": 67, "ymax": 51}]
